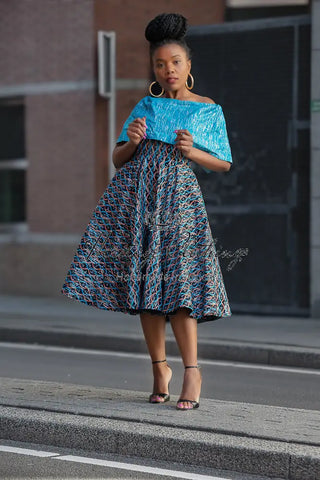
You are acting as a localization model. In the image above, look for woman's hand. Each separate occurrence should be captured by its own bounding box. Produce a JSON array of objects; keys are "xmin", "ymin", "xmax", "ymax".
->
[
  {"xmin": 174, "ymin": 129, "xmax": 194, "ymax": 158},
  {"xmin": 127, "ymin": 116, "xmax": 147, "ymax": 145}
]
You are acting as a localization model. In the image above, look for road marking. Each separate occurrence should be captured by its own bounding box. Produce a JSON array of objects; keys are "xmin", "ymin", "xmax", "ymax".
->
[
  {"xmin": 0, "ymin": 341, "xmax": 319, "ymax": 375},
  {"xmin": 55, "ymin": 455, "xmax": 232, "ymax": 479},
  {"xmin": 0, "ymin": 445, "xmax": 58, "ymax": 457},
  {"xmin": 0, "ymin": 444, "xmax": 232, "ymax": 479}
]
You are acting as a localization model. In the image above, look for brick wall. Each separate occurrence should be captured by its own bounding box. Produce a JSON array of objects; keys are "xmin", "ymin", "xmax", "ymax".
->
[
  {"xmin": 0, "ymin": 0, "xmax": 95, "ymax": 234},
  {"xmin": 26, "ymin": 91, "xmax": 95, "ymax": 233},
  {"xmin": 0, "ymin": 0, "xmax": 226, "ymax": 296},
  {"xmin": 0, "ymin": 0, "xmax": 94, "ymax": 84}
]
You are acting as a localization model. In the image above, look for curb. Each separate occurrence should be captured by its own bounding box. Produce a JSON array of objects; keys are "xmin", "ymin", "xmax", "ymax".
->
[
  {"xmin": 1, "ymin": 327, "xmax": 320, "ymax": 369},
  {"xmin": 1, "ymin": 405, "xmax": 320, "ymax": 480}
]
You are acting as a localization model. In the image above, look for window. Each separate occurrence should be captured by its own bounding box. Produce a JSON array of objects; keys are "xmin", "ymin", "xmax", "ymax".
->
[{"xmin": 0, "ymin": 97, "xmax": 27, "ymax": 231}]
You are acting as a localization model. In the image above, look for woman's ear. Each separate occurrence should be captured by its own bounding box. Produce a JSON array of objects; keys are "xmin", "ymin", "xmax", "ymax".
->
[{"xmin": 187, "ymin": 59, "xmax": 191, "ymax": 72}]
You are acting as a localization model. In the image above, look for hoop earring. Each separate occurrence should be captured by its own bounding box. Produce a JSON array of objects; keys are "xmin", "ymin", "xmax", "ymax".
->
[
  {"xmin": 186, "ymin": 73, "xmax": 194, "ymax": 90},
  {"xmin": 149, "ymin": 81, "xmax": 165, "ymax": 97}
]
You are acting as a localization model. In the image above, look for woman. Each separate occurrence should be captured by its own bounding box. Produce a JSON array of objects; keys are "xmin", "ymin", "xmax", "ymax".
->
[{"xmin": 61, "ymin": 13, "xmax": 233, "ymax": 411}]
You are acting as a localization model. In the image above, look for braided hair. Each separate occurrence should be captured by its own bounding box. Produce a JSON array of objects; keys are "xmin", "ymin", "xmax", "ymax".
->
[{"xmin": 145, "ymin": 13, "xmax": 192, "ymax": 61}]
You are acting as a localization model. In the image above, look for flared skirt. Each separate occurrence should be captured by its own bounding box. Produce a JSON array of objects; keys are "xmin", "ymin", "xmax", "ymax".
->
[{"xmin": 60, "ymin": 139, "xmax": 232, "ymax": 324}]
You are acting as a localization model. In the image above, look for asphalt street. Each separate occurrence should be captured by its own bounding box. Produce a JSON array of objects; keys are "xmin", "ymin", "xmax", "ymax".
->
[
  {"xmin": 0, "ymin": 440, "xmax": 284, "ymax": 480},
  {"xmin": 1, "ymin": 295, "xmax": 319, "ymax": 479},
  {"xmin": 1, "ymin": 342, "xmax": 319, "ymax": 410}
]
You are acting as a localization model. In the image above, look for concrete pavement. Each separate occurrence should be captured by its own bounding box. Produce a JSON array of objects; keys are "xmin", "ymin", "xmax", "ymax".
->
[
  {"xmin": 1, "ymin": 294, "xmax": 320, "ymax": 478},
  {"xmin": 0, "ymin": 377, "xmax": 320, "ymax": 479}
]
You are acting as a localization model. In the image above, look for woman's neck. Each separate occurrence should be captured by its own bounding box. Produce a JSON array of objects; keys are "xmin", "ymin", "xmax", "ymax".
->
[{"xmin": 164, "ymin": 88, "xmax": 194, "ymax": 101}]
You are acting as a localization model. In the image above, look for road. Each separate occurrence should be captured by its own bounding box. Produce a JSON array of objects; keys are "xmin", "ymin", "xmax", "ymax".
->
[
  {"xmin": 0, "ymin": 342, "xmax": 319, "ymax": 409},
  {"xmin": 1, "ymin": 342, "xmax": 318, "ymax": 479},
  {"xmin": 0, "ymin": 440, "xmax": 283, "ymax": 480}
]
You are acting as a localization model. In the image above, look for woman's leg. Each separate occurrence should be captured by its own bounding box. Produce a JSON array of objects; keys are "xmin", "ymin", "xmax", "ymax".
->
[
  {"xmin": 140, "ymin": 311, "xmax": 172, "ymax": 402},
  {"xmin": 169, "ymin": 307, "xmax": 202, "ymax": 408}
]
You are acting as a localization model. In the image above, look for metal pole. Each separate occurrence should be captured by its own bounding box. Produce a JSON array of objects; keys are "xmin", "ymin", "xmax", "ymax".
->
[
  {"xmin": 108, "ymin": 31, "xmax": 116, "ymax": 180},
  {"xmin": 97, "ymin": 31, "xmax": 116, "ymax": 180}
]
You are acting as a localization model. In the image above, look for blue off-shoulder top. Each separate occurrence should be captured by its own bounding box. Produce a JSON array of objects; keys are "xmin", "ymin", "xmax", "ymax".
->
[{"xmin": 116, "ymin": 95, "xmax": 233, "ymax": 173}]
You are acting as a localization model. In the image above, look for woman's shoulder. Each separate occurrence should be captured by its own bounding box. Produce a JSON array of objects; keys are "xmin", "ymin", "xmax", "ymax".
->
[
  {"xmin": 190, "ymin": 94, "xmax": 216, "ymax": 104},
  {"xmin": 200, "ymin": 96, "xmax": 216, "ymax": 104}
]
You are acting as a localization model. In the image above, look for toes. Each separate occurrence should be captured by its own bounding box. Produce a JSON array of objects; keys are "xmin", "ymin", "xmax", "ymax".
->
[
  {"xmin": 177, "ymin": 401, "xmax": 192, "ymax": 409},
  {"xmin": 151, "ymin": 395, "xmax": 164, "ymax": 402}
]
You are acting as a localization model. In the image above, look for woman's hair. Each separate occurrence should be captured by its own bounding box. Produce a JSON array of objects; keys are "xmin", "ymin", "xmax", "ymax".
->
[{"xmin": 145, "ymin": 13, "xmax": 192, "ymax": 61}]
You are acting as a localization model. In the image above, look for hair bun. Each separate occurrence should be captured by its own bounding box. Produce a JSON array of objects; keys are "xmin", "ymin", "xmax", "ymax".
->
[{"xmin": 145, "ymin": 13, "xmax": 188, "ymax": 44}]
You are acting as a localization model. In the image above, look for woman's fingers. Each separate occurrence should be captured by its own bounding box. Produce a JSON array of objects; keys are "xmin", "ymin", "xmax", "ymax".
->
[
  {"xmin": 175, "ymin": 134, "xmax": 193, "ymax": 147},
  {"xmin": 134, "ymin": 117, "xmax": 147, "ymax": 128},
  {"xmin": 127, "ymin": 117, "xmax": 147, "ymax": 142},
  {"xmin": 131, "ymin": 117, "xmax": 147, "ymax": 134},
  {"xmin": 128, "ymin": 125, "xmax": 145, "ymax": 137},
  {"xmin": 128, "ymin": 123, "xmax": 146, "ymax": 139},
  {"xmin": 176, "ymin": 141, "xmax": 192, "ymax": 149},
  {"xmin": 174, "ymin": 129, "xmax": 193, "ymax": 157},
  {"xmin": 131, "ymin": 119, "xmax": 146, "ymax": 132},
  {"xmin": 175, "ymin": 129, "xmax": 192, "ymax": 137},
  {"xmin": 174, "ymin": 129, "xmax": 193, "ymax": 149}
]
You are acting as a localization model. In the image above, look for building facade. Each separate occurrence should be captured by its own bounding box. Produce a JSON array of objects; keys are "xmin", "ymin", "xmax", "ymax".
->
[{"xmin": 0, "ymin": 0, "xmax": 318, "ymax": 317}]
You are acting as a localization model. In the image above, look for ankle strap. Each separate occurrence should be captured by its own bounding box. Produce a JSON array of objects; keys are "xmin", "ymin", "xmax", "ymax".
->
[
  {"xmin": 185, "ymin": 365, "xmax": 200, "ymax": 368},
  {"xmin": 152, "ymin": 359, "xmax": 166, "ymax": 364}
]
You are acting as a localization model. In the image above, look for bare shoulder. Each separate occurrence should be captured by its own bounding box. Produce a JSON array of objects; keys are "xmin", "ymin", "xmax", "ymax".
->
[
  {"xmin": 201, "ymin": 96, "xmax": 216, "ymax": 104},
  {"xmin": 191, "ymin": 93, "xmax": 216, "ymax": 104}
]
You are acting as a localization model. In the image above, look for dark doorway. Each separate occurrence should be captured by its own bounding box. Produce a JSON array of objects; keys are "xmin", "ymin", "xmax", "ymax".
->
[{"xmin": 186, "ymin": 15, "xmax": 311, "ymax": 315}]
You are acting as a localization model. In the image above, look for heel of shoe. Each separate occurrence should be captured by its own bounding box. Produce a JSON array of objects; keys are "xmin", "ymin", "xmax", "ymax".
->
[
  {"xmin": 149, "ymin": 358, "xmax": 172, "ymax": 404},
  {"xmin": 176, "ymin": 364, "xmax": 202, "ymax": 410}
]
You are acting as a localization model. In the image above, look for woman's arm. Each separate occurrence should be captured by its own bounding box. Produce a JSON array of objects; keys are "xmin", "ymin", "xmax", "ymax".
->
[
  {"xmin": 112, "ymin": 116, "xmax": 147, "ymax": 169},
  {"xmin": 187, "ymin": 146, "xmax": 231, "ymax": 172},
  {"xmin": 112, "ymin": 141, "xmax": 139, "ymax": 170},
  {"xmin": 174, "ymin": 129, "xmax": 231, "ymax": 172}
]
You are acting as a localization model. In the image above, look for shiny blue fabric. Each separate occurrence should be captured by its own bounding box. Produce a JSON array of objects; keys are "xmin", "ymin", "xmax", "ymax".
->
[{"xmin": 116, "ymin": 95, "xmax": 233, "ymax": 173}]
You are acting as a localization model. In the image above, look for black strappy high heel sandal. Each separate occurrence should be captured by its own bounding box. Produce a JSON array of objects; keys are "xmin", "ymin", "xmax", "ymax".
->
[
  {"xmin": 176, "ymin": 365, "xmax": 202, "ymax": 410},
  {"xmin": 149, "ymin": 358, "xmax": 172, "ymax": 403}
]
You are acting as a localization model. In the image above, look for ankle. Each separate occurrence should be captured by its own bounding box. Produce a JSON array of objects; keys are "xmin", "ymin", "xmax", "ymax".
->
[
  {"xmin": 184, "ymin": 366, "xmax": 202, "ymax": 380},
  {"xmin": 184, "ymin": 365, "xmax": 201, "ymax": 373}
]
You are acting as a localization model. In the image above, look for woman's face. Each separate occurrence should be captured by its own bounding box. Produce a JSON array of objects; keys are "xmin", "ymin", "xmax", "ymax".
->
[{"xmin": 152, "ymin": 43, "xmax": 191, "ymax": 94}]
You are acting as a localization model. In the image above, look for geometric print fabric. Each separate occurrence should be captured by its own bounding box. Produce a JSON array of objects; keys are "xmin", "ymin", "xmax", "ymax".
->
[{"xmin": 60, "ymin": 138, "xmax": 232, "ymax": 324}]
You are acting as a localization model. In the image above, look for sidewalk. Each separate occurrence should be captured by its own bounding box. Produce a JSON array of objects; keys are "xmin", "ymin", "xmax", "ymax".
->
[
  {"xmin": 0, "ymin": 294, "xmax": 319, "ymax": 368},
  {"xmin": 1, "ymin": 295, "xmax": 320, "ymax": 479},
  {"xmin": 1, "ymin": 376, "xmax": 320, "ymax": 479}
]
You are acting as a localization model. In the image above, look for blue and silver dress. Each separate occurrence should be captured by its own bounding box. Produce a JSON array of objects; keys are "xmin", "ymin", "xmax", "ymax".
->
[{"xmin": 60, "ymin": 96, "xmax": 233, "ymax": 324}]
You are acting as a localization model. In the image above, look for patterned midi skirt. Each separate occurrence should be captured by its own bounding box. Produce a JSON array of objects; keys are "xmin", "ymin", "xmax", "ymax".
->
[{"xmin": 60, "ymin": 138, "xmax": 232, "ymax": 324}]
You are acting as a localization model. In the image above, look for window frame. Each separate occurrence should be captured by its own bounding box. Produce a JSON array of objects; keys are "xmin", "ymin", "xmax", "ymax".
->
[{"xmin": 0, "ymin": 96, "xmax": 28, "ymax": 233}]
